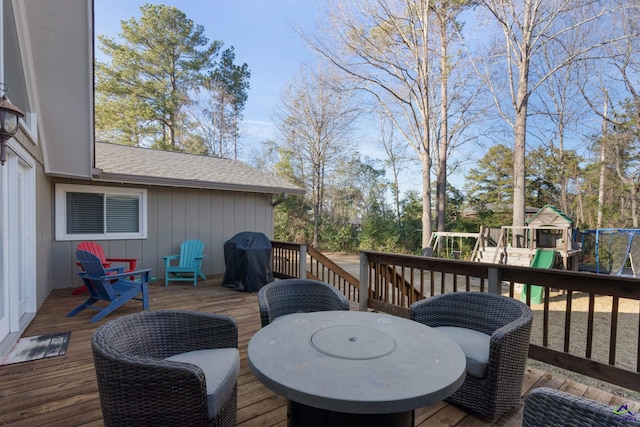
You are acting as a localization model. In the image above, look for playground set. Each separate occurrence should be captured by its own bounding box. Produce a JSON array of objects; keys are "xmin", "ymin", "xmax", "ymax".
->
[
  {"xmin": 429, "ymin": 205, "xmax": 640, "ymax": 303},
  {"xmin": 430, "ymin": 205, "xmax": 640, "ymax": 304},
  {"xmin": 431, "ymin": 205, "xmax": 580, "ymax": 268}
]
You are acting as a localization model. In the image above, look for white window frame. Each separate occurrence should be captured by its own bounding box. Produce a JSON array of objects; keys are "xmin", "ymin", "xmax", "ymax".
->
[{"xmin": 55, "ymin": 183, "xmax": 147, "ymax": 241}]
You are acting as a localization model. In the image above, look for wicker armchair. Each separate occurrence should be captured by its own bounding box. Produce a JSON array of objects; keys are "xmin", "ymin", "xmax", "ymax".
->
[
  {"xmin": 410, "ymin": 292, "xmax": 533, "ymax": 419},
  {"xmin": 91, "ymin": 310, "xmax": 239, "ymax": 427},
  {"xmin": 258, "ymin": 278, "xmax": 350, "ymax": 327},
  {"xmin": 523, "ymin": 387, "xmax": 640, "ymax": 426}
]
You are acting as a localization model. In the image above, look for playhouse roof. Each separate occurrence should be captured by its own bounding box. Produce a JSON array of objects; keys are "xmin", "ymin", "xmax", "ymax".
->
[{"xmin": 526, "ymin": 205, "xmax": 574, "ymax": 227}]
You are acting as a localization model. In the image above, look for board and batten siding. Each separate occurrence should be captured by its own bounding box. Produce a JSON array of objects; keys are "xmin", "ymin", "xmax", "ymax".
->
[
  {"xmin": 50, "ymin": 181, "xmax": 274, "ymax": 289},
  {"xmin": 35, "ymin": 159, "xmax": 54, "ymax": 307}
]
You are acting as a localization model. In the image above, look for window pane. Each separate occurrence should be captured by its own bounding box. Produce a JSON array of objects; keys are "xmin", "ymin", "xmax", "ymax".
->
[
  {"xmin": 66, "ymin": 192, "xmax": 104, "ymax": 234},
  {"xmin": 106, "ymin": 195, "xmax": 139, "ymax": 233}
]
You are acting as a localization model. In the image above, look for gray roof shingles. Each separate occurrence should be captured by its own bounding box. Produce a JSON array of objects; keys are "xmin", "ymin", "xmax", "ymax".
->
[{"xmin": 94, "ymin": 142, "xmax": 305, "ymax": 195}]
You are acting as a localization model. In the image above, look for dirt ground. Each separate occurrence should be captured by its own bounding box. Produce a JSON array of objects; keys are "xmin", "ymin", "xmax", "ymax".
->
[
  {"xmin": 324, "ymin": 252, "xmax": 362, "ymax": 277},
  {"xmin": 527, "ymin": 292, "xmax": 640, "ymax": 399},
  {"xmin": 325, "ymin": 252, "xmax": 640, "ymax": 399}
]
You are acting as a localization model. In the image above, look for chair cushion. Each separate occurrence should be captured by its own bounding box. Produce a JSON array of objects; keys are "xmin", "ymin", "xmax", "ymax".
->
[
  {"xmin": 166, "ymin": 348, "xmax": 240, "ymax": 417},
  {"xmin": 434, "ymin": 326, "xmax": 490, "ymax": 379}
]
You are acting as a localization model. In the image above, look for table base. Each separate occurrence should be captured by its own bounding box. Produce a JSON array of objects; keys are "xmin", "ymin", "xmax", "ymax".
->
[{"xmin": 287, "ymin": 400, "xmax": 414, "ymax": 427}]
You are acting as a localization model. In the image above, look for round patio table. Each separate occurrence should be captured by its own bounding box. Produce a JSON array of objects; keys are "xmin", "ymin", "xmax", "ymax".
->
[{"xmin": 248, "ymin": 310, "xmax": 466, "ymax": 427}]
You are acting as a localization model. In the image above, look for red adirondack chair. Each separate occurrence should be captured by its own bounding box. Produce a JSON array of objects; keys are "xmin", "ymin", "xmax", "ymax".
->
[{"xmin": 71, "ymin": 241, "xmax": 138, "ymax": 295}]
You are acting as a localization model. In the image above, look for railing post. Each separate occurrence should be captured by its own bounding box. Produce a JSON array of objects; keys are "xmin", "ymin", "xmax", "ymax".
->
[
  {"xmin": 488, "ymin": 267, "xmax": 501, "ymax": 295},
  {"xmin": 299, "ymin": 244, "xmax": 307, "ymax": 279},
  {"xmin": 359, "ymin": 252, "xmax": 369, "ymax": 311}
]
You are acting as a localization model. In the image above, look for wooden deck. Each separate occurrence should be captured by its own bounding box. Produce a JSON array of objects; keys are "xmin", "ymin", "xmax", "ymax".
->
[{"xmin": 1, "ymin": 278, "xmax": 637, "ymax": 426}]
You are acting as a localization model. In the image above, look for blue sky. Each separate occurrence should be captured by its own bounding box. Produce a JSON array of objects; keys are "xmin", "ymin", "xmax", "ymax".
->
[
  {"xmin": 94, "ymin": 0, "xmax": 438, "ymax": 195},
  {"xmin": 94, "ymin": 0, "xmax": 320, "ymax": 157}
]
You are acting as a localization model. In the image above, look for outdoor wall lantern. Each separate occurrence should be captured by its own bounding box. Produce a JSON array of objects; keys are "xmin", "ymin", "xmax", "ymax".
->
[{"xmin": 0, "ymin": 94, "xmax": 25, "ymax": 166}]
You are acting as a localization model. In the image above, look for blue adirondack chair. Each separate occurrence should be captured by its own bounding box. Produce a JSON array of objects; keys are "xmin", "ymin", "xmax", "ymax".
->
[
  {"xmin": 67, "ymin": 250, "xmax": 150, "ymax": 323},
  {"xmin": 163, "ymin": 239, "xmax": 207, "ymax": 286}
]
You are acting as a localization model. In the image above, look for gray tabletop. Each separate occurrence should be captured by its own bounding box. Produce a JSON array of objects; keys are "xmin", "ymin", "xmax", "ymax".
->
[{"xmin": 248, "ymin": 310, "xmax": 466, "ymax": 414}]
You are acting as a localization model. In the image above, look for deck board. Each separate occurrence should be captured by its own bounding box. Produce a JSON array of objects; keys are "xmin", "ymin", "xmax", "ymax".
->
[{"xmin": 0, "ymin": 278, "xmax": 635, "ymax": 426}]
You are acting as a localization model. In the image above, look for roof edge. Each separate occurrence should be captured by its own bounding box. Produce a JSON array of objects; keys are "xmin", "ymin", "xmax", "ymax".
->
[{"xmin": 93, "ymin": 173, "xmax": 306, "ymax": 195}]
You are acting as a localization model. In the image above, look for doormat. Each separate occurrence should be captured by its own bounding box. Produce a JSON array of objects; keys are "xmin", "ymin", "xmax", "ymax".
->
[{"xmin": 1, "ymin": 332, "xmax": 71, "ymax": 366}]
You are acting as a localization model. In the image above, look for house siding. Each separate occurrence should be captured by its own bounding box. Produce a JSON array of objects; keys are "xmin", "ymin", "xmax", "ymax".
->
[
  {"xmin": 50, "ymin": 180, "xmax": 275, "ymax": 289},
  {"xmin": 12, "ymin": 129, "xmax": 39, "ymax": 164},
  {"xmin": 35, "ymin": 159, "xmax": 54, "ymax": 308},
  {"xmin": 21, "ymin": 0, "xmax": 93, "ymax": 178}
]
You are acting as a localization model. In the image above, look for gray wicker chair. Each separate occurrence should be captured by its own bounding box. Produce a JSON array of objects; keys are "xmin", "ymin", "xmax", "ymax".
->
[
  {"xmin": 258, "ymin": 278, "xmax": 350, "ymax": 327},
  {"xmin": 523, "ymin": 387, "xmax": 640, "ymax": 426},
  {"xmin": 410, "ymin": 292, "xmax": 533, "ymax": 420},
  {"xmin": 91, "ymin": 310, "xmax": 239, "ymax": 427}
]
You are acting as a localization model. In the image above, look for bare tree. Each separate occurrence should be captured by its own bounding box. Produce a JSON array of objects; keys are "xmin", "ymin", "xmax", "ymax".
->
[
  {"xmin": 378, "ymin": 113, "xmax": 411, "ymax": 222},
  {"xmin": 275, "ymin": 65, "xmax": 360, "ymax": 247},
  {"xmin": 187, "ymin": 99, "xmax": 235, "ymax": 158},
  {"xmin": 608, "ymin": 133, "xmax": 640, "ymax": 227},
  {"xmin": 301, "ymin": 0, "xmax": 477, "ymax": 248},
  {"xmin": 598, "ymin": 94, "xmax": 609, "ymax": 229},
  {"xmin": 534, "ymin": 29, "xmax": 591, "ymax": 215},
  {"xmin": 602, "ymin": 8, "xmax": 640, "ymax": 227},
  {"xmin": 479, "ymin": 0, "xmax": 624, "ymax": 242},
  {"xmin": 579, "ymin": 4, "xmax": 640, "ymax": 227},
  {"xmin": 430, "ymin": 0, "xmax": 480, "ymax": 235}
]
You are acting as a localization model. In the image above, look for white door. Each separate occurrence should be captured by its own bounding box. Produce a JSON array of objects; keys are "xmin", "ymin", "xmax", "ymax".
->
[
  {"xmin": 0, "ymin": 163, "xmax": 8, "ymax": 342},
  {"xmin": 15, "ymin": 162, "xmax": 26, "ymax": 319},
  {"xmin": 0, "ymin": 147, "xmax": 36, "ymax": 357}
]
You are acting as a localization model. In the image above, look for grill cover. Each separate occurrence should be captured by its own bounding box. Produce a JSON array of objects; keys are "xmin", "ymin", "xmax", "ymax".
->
[{"xmin": 222, "ymin": 232, "xmax": 273, "ymax": 292}]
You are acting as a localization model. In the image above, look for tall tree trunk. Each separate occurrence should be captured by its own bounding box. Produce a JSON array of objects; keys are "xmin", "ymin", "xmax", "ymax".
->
[
  {"xmin": 614, "ymin": 152, "xmax": 639, "ymax": 228},
  {"xmin": 379, "ymin": 115, "xmax": 403, "ymax": 223},
  {"xmin": 233, "ymin": 115, "xmax": 238, "ymax": 160},
  {"xmin": 511, "ymin": 0, "xmax": 533, "ymax": 247},
  {"xmin": 421, "ymin": 151, "xmax": 432, "ymax": 248},
  {"xmin": 576, "ymin": 177, "xmax": 584, "ymax": 225},
  {"xmin": 393, "ymin": 180, "xmax": 401, "ymax": 223},
  {"xmin": 632, "ymin": 185, "xmax": 638, "ymax": 228},
  {"xmin": 597, "ymin": 98, "xmax": 607, "ymax": 229},
  {"xmin": 436, "ymin": 14, "xmax": 449, "ymax": 235},
  {"xmin": 313, "ymin": 163, "xmax": 321, "ymax": 248},
  {"xmin": 418, "ymin": 0, "xmax": 433, "ymax": 249},
  {"xmin": 558, "ymin": 122, "xmax": 568, "ymax": 214},
  {"xmin": 513, "ymin": 83, "xmax": 528, "ymax": 246}
]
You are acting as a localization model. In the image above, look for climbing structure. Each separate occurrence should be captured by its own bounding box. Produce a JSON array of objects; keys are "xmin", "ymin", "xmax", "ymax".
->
[{"xmin": 472, "ymin": 205, "xmax": 582, "ymax": 270}]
